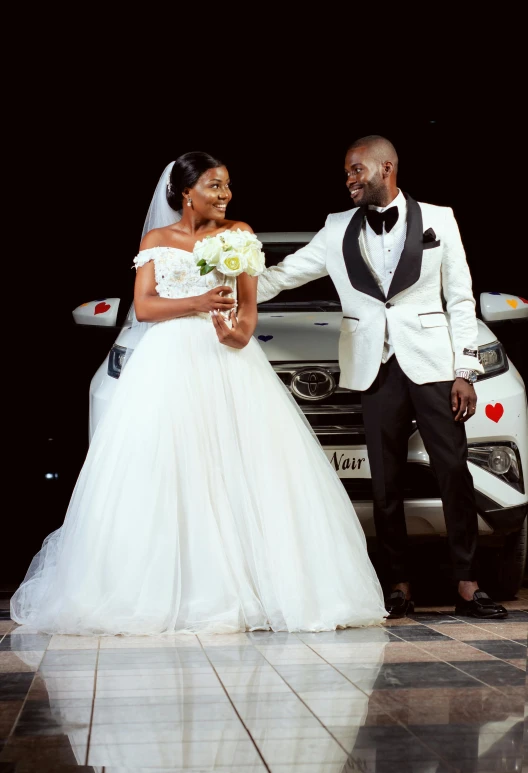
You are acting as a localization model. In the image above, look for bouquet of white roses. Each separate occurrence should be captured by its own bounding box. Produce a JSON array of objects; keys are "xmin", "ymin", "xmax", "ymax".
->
[{"xmin": 194, "ymin": 229, "xmax": 266, "ymax": 278}]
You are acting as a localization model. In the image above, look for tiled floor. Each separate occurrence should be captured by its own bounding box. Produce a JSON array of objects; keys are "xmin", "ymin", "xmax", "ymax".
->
[{"xmin": 0, "ymin": 589, "xmax": 526, "ymax": 772}]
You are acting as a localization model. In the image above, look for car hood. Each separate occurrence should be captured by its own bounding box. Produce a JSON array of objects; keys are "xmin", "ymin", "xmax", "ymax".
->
[
  {"xmin": 253, "ymin": 312, "xmax": 497, "ymax": 361},
  {"xmin": 115, "ymin": 311, "xmax": 498, "ymax": 361}
]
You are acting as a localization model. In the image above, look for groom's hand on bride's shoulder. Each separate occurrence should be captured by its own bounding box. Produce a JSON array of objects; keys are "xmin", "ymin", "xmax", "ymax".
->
[{"xmin": 211, "ymin": 308, "xmax": 249, "ymax": 349}]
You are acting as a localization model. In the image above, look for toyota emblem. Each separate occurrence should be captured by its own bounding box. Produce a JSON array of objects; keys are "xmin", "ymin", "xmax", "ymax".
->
[{"xmin": 291, "ymin": 367, "xmax": 336, "ymax": 401}]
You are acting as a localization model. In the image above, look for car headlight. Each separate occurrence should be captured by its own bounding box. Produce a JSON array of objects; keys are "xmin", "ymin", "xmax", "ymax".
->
[
  {"xmin": 468, "ymin": 442, "xmax": 524, "ymax": 493},
  {"xmin": 108, "ymin": 344, "xmax": 130, "ymax": 379},
  {"xmin": 477, "ymin": 341, "xmax": 509, "ymax": 380}
]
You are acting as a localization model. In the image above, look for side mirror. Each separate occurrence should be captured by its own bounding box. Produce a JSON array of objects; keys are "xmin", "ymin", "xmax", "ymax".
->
[
  {"xmin": 72, "ymin": 298, "xmax": 121, "ymax": 327},
  {"xmin": 480, "ymin": 292, "xmax": 528, "ymax": 323}
]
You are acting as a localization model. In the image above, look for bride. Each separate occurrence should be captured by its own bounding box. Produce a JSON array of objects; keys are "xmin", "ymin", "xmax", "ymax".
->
[{"xmin": 11, "ymin": 151, "xmax": 387, "ymax": 635}]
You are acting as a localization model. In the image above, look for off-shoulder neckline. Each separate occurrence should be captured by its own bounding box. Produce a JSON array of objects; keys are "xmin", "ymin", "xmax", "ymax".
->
[{"xmin": 137, "ymin": 246, "xmax": 193, "ymax": 256}]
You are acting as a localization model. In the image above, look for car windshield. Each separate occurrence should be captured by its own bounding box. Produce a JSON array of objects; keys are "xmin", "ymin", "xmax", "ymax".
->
[{"xmin": 258, "ymin": 242, "xmax": 341, "ymax": 311}]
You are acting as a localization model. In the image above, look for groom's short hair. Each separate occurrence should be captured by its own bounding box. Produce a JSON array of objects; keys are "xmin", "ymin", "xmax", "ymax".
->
[{"xmin": 347, "ymin": 135, "xmax": 398, "ymax": 172}]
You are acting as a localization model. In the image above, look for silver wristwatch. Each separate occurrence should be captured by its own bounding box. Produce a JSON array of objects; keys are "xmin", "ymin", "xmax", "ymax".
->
[{"xmin": 455, "ymin": 369, "xmax": 478, "ymax": 384}]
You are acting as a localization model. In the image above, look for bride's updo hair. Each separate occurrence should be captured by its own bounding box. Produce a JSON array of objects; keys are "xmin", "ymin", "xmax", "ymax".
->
[{"xmin": 167, "ymin": 151, "xmax": 225, "ymax": 210}]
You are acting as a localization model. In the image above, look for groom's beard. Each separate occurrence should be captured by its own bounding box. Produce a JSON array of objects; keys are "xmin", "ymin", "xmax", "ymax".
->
[{"xmin": 357, "ymin": 172, "xmax": 387, "ymax": 207}]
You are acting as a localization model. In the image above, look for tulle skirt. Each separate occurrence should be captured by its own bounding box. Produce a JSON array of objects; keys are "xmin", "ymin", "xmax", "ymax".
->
[{"xmin": 11, "ymin": 314, "xmax": 387, "ymax": 635}]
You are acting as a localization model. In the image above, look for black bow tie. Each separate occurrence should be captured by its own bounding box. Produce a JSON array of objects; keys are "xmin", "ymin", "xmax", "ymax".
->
[{"xmin": 366, "ymin": 206, "xmax": 399, "ymax": 235}]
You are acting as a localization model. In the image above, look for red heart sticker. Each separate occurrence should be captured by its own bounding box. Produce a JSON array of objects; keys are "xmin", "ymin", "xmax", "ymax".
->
[
  {"xmin": 94, "ymin": 302, "xmax": 111, "ymax": 315},
  {"xmin": 485, "ymin": 403, "xmax": 504, "ymax": 423}
]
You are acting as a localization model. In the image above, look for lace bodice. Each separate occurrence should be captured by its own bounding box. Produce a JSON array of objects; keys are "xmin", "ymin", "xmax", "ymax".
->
[{"xmin": 133, "ymin": 247, "xmax": 228, "ymax": 300}]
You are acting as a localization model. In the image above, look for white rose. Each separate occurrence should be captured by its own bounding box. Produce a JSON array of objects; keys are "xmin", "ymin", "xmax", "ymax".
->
[
  {"xmin": 194, "ymin": 237, "xmax": 220, "ymax": 266},
  {"xmin": 244, "ymin": 245, "xmax": 266, "ymax": 276},
  {"xmin": 241, "ymin": 230, "xmax": 260, "ymax": 247},
  {"xmin": 218, "ymin": 228, "xmax": 250, "ymax": 252},
  {"xmin": 216, "ymin": 251, "xmax": 248, "ymax": 276}
]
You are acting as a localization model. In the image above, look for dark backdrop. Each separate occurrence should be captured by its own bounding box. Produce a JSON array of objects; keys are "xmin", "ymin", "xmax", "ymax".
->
[{"xmin": 5, "ymin": 113, "xmax": 527, "ymax": 585}]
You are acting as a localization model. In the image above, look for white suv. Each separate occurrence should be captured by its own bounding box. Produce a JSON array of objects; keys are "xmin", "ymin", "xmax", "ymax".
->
[{"xmin": 74, "ymin": 233, "xmax": 528, "ymax": 597}]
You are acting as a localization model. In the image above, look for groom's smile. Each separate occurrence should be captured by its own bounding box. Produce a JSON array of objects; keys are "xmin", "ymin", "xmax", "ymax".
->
[{"xmin": 348, "ymin": 185, "xmax": 364, "ymax": 202}]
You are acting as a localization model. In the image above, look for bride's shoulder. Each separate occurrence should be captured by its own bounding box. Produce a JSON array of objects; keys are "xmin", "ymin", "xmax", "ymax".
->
[
  {"xmin": 134, "ymin": 229, "xmax": 171, "ymax": 269},
  {"xmin": 139, "ymin": 225, "xmax": 178, "ymax": 251},
  {"xmin": 224, "ymin": 220, "xmax": 254, "ymax": 234},
  {"xmin": 138, "ymin": 228, "xmax": 160, "ymax": 252}
]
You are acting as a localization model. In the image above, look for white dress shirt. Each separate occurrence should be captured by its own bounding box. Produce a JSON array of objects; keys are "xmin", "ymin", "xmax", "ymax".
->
[{"xmin": 361, "ymin": 189, "xmax": 407, "ymax": 362}]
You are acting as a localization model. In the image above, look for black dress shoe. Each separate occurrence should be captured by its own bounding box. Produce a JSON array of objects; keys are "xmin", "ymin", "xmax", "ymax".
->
[
  {"xmin": 454, "ymin": 590, "xmax": 508, "ymax": 619},
  {"xmin": 384, "ymin": 590, "xmax": 414, "ymax": 619}
]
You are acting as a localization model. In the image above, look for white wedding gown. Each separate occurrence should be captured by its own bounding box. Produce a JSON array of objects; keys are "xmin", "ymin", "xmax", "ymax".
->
[{"xmin": 11, "ymin": 246, "xmax": 387, "ymax": 635}]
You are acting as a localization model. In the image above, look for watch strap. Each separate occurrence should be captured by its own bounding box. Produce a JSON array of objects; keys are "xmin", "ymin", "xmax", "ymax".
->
[{"xmin": 455, "ymin": 368, "xmax": 478, "ymax": 383}]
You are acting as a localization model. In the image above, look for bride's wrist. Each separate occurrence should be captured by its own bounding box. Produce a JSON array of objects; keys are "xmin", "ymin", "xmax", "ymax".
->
[{"xmin": 188, "ymin": 296, "xmax": 202, "ymax": 315}]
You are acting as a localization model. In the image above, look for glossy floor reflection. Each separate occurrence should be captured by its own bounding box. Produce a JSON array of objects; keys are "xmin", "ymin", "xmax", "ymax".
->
[{"xmin": 0, "ymin": 589, "xmax": 526, "ymax": 772}]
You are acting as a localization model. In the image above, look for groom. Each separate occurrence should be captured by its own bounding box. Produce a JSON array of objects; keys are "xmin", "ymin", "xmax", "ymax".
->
[{"xmin": 257, "ymin": 135, "xmax": 508, "ymax": 620}]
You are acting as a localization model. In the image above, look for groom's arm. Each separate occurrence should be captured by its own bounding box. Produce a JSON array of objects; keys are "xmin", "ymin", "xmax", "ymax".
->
[
  {"xmin": 257, "ymin": 223, "xmax": 329, "ymax": 304},
  {"xmin": 441, "ymin": 208, "xmax": 484, "ymax": 375}
]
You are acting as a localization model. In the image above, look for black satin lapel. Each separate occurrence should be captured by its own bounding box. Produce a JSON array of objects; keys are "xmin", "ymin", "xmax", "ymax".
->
[
  {"xmin": 386, "ymin": 194, "xmax": 423, "ymax": 301},
  {"xmin": 342, "ymin": 208, "xmax": 386, "ymax": 303}
]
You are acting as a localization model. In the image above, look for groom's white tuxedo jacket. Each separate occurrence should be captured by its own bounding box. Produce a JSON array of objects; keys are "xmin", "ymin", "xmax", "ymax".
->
[{"xmin": 257, "ymin": 194, "xmax": 484, "ymax": 392}]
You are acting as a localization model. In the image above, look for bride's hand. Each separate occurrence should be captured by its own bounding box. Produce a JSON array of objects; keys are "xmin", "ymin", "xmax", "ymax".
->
[
  {"xmin": 195, "ymin": 286, "xmax": 236, "ymax": 314},
  {"xmin": 211, "ymin": 309, "xmax": 250, "ymax": 349}
]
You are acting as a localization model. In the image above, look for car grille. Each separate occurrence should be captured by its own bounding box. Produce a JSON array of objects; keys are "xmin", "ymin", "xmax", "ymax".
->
[
  {"xmin": 273, "ymin": 361, "xmax": 437, "ymax": 499},
  {"xmin": 273, "ymin": 362, "xmax": 367, "ymax": 444}
]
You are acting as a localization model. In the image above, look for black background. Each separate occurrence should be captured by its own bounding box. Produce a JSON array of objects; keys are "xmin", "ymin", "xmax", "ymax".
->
[{"xmin": 5, "ymin": 93, "xmax": 527, "ymax": 586}]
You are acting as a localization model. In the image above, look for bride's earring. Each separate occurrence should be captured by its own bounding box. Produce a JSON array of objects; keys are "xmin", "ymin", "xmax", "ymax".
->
[{"xmin": 187, "ymin": 197, "xmax": 192, "ymax": 207}]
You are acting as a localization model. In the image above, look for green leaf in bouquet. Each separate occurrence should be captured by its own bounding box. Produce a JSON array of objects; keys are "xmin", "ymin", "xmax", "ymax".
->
[
  {"xmin": 196, "ymin": 259, "xmax": 207, "ymax": 267},
  {"xmin": 200, "ymin": 264, "xmax": 216, "ymax": 275}
]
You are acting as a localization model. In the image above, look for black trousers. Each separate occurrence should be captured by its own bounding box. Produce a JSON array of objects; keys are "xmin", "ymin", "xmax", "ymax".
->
[{"xmin": 361, "ymin": 355, "xmax": 478, "ymax": 585}]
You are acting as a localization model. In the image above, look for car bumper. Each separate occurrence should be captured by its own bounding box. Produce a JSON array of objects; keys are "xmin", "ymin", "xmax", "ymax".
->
[
  {"xmin": 311, "ymin": 365, "xmax": 528, "ymax": 538},
  {"xmin": 330, "ymin": 453, "xmax": 528, "ymax": 538},
  {"xmin": 474, "ymin": 491, "xmax": 528, "ymax": 535}
]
